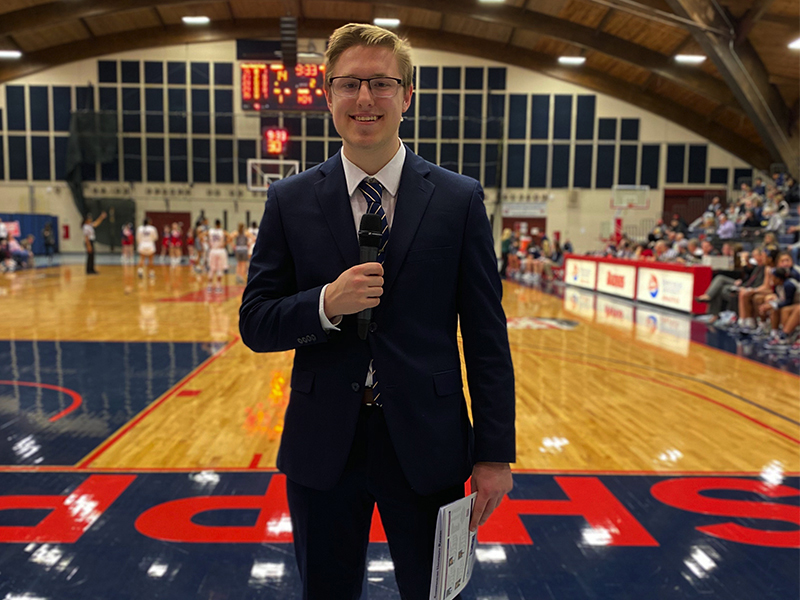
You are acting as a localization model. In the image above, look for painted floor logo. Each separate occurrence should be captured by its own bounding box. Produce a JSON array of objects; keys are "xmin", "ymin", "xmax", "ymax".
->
[{"xmin": 507, "ymin": 317, "xmax": 579, "ymax": 330}]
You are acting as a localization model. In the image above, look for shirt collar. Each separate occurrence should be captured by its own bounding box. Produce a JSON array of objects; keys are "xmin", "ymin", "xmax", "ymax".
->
[{"xmin": 342, "ymin": 141, "xmax": 406, "ymax": 198}]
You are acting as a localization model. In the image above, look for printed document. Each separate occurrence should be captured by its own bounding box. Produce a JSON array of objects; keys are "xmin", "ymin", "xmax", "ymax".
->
[{"xmin": 429, "ymin": 492, "xmax": 478, "ymax": 600}]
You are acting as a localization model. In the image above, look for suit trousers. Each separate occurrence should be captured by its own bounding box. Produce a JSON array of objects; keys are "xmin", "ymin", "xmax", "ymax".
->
[
  {"xmin": 285, "ymin": 404, "xmax": 465, "ymax": 600},
  {"xmin": 706, "ymin": 275, "xmax": 736, "ymax": 316},
  {"xmin": 86, "ymin": 240, "xmax": 96, "ymax": 274}
]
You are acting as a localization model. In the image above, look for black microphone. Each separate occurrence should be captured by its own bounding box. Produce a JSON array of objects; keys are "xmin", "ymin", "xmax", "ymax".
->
[{"xmin": 357, "ymin": 213, "xmax": 383, "ymax": 340}]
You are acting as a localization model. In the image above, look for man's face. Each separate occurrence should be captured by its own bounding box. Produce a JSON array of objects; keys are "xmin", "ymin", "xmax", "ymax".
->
[
  {"xmin": 778, "ymin": 255, "xmax": 793, "ymax": 269},
  {"xmin": 325, "ymin": 45, "xmax": 412, "ymax": 156}
]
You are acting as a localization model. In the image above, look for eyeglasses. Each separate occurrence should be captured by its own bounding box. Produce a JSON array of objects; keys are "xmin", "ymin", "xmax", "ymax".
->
[{"xmin": 328, "ymin": 76, "xmax": 403, "ymax": 98}]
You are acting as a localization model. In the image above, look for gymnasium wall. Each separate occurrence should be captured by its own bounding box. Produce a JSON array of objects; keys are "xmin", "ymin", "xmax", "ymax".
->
[{"xmin": 0, "ymin": 40, "xmax": 756, "ymax": 253}]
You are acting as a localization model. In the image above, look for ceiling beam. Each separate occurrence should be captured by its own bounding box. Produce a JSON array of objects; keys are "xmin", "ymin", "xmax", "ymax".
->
[
  {"xmin": 0, "ymin": 0, "xmax": 742, "ymax": 111},
  {"xmin": 664, "ymin": 0, "xmax": 797, "ymax": 175},
  {"xmin": 345, "ymin": 0, "xmax": 740, "ymax": 109},
  {"xmin": 0, "ymin": 19, "xmax": 769, "ymax": 168},
  {"xmin": 0, "ymin": 0, "xmax": 211, "ymax": 37},
  {"xmin": 734, "ymin": 0, "xmax": 775, "ymax": 46}
]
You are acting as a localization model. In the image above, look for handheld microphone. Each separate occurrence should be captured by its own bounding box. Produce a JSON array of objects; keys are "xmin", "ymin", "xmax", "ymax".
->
[{"xmin": 357, "ymin": 213, "xmax": 383, "ymax": 340}]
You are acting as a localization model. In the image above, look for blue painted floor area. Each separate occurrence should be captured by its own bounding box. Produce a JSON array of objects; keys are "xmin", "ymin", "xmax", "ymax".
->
[
  {"xmin": 0, "ymin": 472, "xmax": 796, "ymax": 599},
  {"xmin": 0, "ymin": 341, "xmax": 216, "ymax": 466}
]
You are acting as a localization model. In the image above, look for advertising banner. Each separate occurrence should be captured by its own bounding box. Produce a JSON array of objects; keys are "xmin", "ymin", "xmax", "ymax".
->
[
  {"xmin": 564, "ymin": 258, "xmax": 597, "ymax": 290},
  {"xmin": 597, "ymin": 262, "xmax": 637, "ymax": 300},
  {"xmin": 636, "ymin": 267, "xmax": 694, "ymax": 313}
]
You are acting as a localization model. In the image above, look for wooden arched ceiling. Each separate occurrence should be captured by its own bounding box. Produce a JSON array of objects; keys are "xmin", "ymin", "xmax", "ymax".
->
[{"xmin": 0, "ymin": 0, "xmax": 796, "ymax": 171}]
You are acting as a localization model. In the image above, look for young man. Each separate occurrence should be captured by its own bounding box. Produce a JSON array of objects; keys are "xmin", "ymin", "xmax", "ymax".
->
[
  {"xmin": 83, "ymin": 211, "xmax": 107, "ymax": 274},
  {"xmin": 240, "ymin": 23, "xmax": 515, "ymax": 599}
]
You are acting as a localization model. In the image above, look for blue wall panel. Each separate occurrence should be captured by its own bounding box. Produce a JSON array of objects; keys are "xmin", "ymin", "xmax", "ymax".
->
[
  {"xmin": 192, "ymin": 139, "xmax": 210, "ymax": 183},
  {"xmin": 484, "ymin": 144, "xmax": 498, "ymax": 188},
  {"xmin": 215, "ymin": 89, "xmax": 233, "ymax": 135},
  {"xmin": 418, "ymin": 94, "xmax": 437, "ymax": 138},
  {"xmin": 53, "ymin": 87, "xmax": 72, "ymax": 132},
  {"xmin": 687, "ymin": 145, "xmax": 707, "ymax": 184},
  {"xmin": 8, "ymin": 136, "xmax": 27, "ymax": 180},
  {"xmin": 215, "ymin": 139, "xmax": 233, "ymax": 183},
  {"xmin": 54, "ymin": 137, "xmax": 68, "ymax": 180},
  {"xmin": 620, "ymin": 118, "xmax": 640, "ymax": 141},
  {"xmin": 168, "ymin": 89, "xmax": 187, "ymax": 134},
  {"xmin": 191, "ymin": 89, "xmax": 210, "ymax": 134},
  {"xmin": 441, "ymin": 94, "xmax": 460, "ymax": 139},
  {"xmin": 146, "ymin": 138, "xmax": 164, "ymax": 182},
  {"xmin": 506, "ymin": 144, "xmax": 525, "ymax": 188},
  {"xmin": 640, "ymin": 145, "xmax": 660, "ymax": 189},
  {"xmin": 709, "ymin": 167, "xmax": 729, "ymax": 185},
  {"xmin": 122, "ymin": 88, "xmax": 140, "ymax": 132},
  {"xmin": 462, "ymin": 143, "xmax": 481, "ymax": 181},
  {"xmin": 169, "ymin": 138, "xmax": 188, "ymax": 183},
  {"xmin": 464, "ymin": 95, "xmax": 482, "ymax": 139},
  {"xmin": 596, "ymin": 145, "xmax": 615, "ymax": 188},
  {"xmin": 529, "ymin": 144, "xmax": 548, "ymax": 188},
  {"xmin": 31, "ymin": 137, "xmax": 50, "ymax": 181},
  {"xmin": 238, "ymin": 139, "xmax": 256, "ymax": 184},
  {"xmin": 29, "ymin": 87, "xmax": 49, "ymax": 131},
  {"xmin": 666, "ymin": 144, "xmax": 686, "ymax": 184},
  {"xmin": 530, "ymin": 95, "xmax": 549, "ymax": 140},
  {"xmin": 123, "ymin": 138, "xmax": 142, "ymax": 182},
  {"xmin": 618, "ymin": 145, "xmax": 638, "ymax": 185},
  {"xmin": 551, "ymin": 144, "xmax": 570, "ymax": 188},
  {"xmin": 575, "ymin": 96, "xmax": 595, "ymax": 140},
  {"xmin": 144, "ymin": 62, "xmax": 163, "ymax": 84},
  {"xmin": 508, "ymin": 95, "xmax": 527, "ymax": 141},
  {"xmin": 441, "ymin": 143, "xmax": 458, "ymax": 173},
  {"xmin": 6, "ymin": 87, "xmax": 25, "ymax": 131},
  {"xmin": 486, "ymin": 95, "xmax": 504, "ymax": 140},
  {"xmin": 573, "ymin": 144, "xmax": 592, "ymax": 188},
  {"xmin": 145, "ymin": 88, "xmax": 163, "ymax": 133},
  {"xmin": 598, "ymin": 118, "xmax": 616, "ymax": 140},
  {"xmin": 214, "ymin": 63, "xmax": 233, "ymax": 86},
  {"xmin": 553, "ymin": 95, "xmax": 572, "ymax": 140}
]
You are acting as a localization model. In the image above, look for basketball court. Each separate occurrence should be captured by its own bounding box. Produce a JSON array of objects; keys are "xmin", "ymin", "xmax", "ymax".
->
[{"xmin": 0, "ymin": 259, "xmax": 797, "ymax": 599}]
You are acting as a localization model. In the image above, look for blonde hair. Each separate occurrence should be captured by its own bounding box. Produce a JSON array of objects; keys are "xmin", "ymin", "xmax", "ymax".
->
[{"xmin": 325, "ymin": 23, "xmax": 414, "ymax": 89}]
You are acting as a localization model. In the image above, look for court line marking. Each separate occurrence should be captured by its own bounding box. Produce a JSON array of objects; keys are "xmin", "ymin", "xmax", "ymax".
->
[
  {"xmin": 75, "ymin": 336, "xmax": 240, "ymax": 469},
  {"xmin": 510, "ymin": 342, "xmax": 800, "ymax": 428},
  {"xmin": 249, "ymin": 453, "xmax": 263, "ymax": 469},
  {"xmin": 0, "ymin": 380, "xmax": 83, "ymax": 422},
  {"xmin": 516, "ymin": 346, "xmax": 800, "ymax": 445},
  {"xmin": 0, "ymin": 466, "xmax": 798, "ymax": 476}
]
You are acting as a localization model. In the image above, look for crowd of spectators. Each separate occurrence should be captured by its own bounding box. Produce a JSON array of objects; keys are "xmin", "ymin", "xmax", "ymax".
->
[
  {"xmin": 0, "ymin": 217, "xmax": 41, "ymax": 272},
  {"xmin": 500, "ymin": 227, "xmax": 568, "ymax": 285},
  {"xmin": 589, "ymin": 171, "xmax": 800, "ymax": 354}
]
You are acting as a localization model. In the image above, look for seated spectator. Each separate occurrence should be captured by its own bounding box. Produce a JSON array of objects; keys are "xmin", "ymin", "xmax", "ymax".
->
[
  {"xmin": 677, "ymin": 239, "xmax": 702, "ymax": 264},
  {"xmin": 763, "ymin": 205, "xmax": 783, "ymax": 233},
  {"xmin": 760, "ymin": 267, "xmax": 800, "ymax": 349},
  {"xmin": 698, "ymin": 248, "xmax": 765, "ymax": 324},
  {"xmin": 737, "ymin": 249, "xmax": 779, "ymax": 331},
  {"xmin": 741, "ymin": 209, "xmax": 760, "ymax": 229},
  {"xmin": 786, "ymin": 176, "xmax": 799, "ymax": 205},
  {"xmin": 753, "ymin": 177, "xmax": 766, "ymax": 196},
  {"xmin": 707, "ymin": 196, "xmax": 723, "ymax": 214},
  {"xmin": 717, "ymin": 213, "xmax": 736, "ymax": 239},
  {"xmin": 701, "ymin": 239, "xmax": 719, "ymax": 257},
  {"xmin": 787, "ymin": 204, "xmax": 800, "ymax": 265},
  {"xmin": 6, "ymin": 237, "xmax": 31, "ymax": 269}
]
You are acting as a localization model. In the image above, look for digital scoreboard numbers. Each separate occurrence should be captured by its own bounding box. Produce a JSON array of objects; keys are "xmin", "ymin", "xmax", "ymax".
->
[{"xmin": 241, "ymin": 63, "xmax": 327, "ymax": 111}]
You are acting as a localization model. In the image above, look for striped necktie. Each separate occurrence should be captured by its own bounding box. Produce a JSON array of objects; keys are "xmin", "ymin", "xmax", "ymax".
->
[
  {"xmin": 358, "ymin": 178, "xmax": 389, "ymax": 263},
  {"xmin": 358, "ymin": 177, "xmax": 388, "ymax": 406}
]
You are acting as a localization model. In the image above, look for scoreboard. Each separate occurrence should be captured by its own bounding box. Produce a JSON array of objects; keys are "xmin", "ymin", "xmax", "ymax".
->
[{"xmin": 241, "ymin": 63, "xmax": 327, "ymax": 111}]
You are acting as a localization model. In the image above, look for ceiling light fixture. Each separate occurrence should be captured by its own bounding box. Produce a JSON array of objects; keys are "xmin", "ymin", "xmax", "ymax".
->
[
  {"xmin": 558, "ymin": 56, "xmax": 586, "ymax": 65},
  {"xmin": 373, "ymin": 18, "xmax": 400, "ymax": 27},
  {"xmin": 789, "ymin": 37, "xmax": 800, "ymax": 50},
  {"xmin": 675, "ymin": 54, "xmax": 706, "ymax": 64},
  {"xmin": 0, "ymin": 50, "xmax": 22, "ymax": 59},
  {"xmin": 182, "ymin": 16, "xmax": 210, "ymax": 25},
  {"xmin": 478, "ymin": 0, "xmax": 506, "ymax": 3}
]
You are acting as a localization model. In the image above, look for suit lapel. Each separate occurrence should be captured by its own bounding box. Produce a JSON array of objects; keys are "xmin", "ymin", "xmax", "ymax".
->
[
  {"xmin": 383, "ymin": 149, "xmax": 434, "ymax": 296},
  {"xmin": 315, "ymin": 153, "xmax": 359, "ymax": 268}
]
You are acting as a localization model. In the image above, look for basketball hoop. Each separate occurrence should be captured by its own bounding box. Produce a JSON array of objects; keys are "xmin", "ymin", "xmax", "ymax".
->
[{"xmin": 247, "ymin": 159, "xmax": 301, "ymax": 192}]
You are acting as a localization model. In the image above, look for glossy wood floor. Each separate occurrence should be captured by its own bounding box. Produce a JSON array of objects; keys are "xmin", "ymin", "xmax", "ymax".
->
[{"xmin": 3, "ymin": 262, "xmax": 798, "ymax": 476}]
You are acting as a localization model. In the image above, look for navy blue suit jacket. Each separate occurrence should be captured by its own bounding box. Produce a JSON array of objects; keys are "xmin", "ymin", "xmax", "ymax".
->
[{"xmin": 240, "ymin": 148, "xmax": 515, "ymax": 495}]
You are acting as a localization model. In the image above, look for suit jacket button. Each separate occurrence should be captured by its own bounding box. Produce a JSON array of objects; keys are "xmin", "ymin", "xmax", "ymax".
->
[
  {"xmin": 297, "ymin": 337, "xmax": 302, "ymax": 344},
  {"xmin": 351, "ymin": 382, "xmax": 361, "ymax": 392},
  {"xmin": 368, "ymin": 322, "xmax": 378, "ymax": 333},
  {"xmin": 311, "ymin": 334, "xmax": 316, "ymax": 341}
]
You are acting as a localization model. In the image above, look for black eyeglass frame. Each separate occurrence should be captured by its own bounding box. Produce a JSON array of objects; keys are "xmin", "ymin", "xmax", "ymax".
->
[{"xmin": 327, "ymin": 76, "xmax": 404, "ymax": 97}]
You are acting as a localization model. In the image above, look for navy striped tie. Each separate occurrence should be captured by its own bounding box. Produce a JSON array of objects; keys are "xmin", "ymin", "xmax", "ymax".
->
[
  {"xmin": 358, "ymin": 178, "xmax": 389, "ymax": 263},
  {"xmin": 358, "ymin": 177, "xmax": 388, "ymax": 406}
]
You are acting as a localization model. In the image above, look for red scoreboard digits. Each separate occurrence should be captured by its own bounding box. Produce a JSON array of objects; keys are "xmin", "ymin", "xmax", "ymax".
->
[{"xmin": 241, "ymin": 63, "xmax": 326, "ymax": 111}]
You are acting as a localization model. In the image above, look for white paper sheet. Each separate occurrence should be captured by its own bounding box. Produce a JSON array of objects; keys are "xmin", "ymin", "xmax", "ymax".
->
[{"xmin": 429, "ymin": 492, "xmax": 478, "ymax": 600}]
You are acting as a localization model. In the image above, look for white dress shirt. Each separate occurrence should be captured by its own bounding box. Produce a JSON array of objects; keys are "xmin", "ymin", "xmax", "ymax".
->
[{"xmin": 318, "ymin": 142, "xmax": 406, "ymax": 331}]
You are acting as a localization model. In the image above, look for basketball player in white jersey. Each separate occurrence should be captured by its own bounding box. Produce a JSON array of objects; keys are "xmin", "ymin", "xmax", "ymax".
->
[
  {"xmin": 136, "ymin": 216, "xmax": 159, "ymax": 279},
  {"xmin": 247, "ymin": 220, "xmax": 259, "ymax": 258},
  {"xmin": 207, "ymin": 219, "xmax": 228, "ymax": 292}
]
